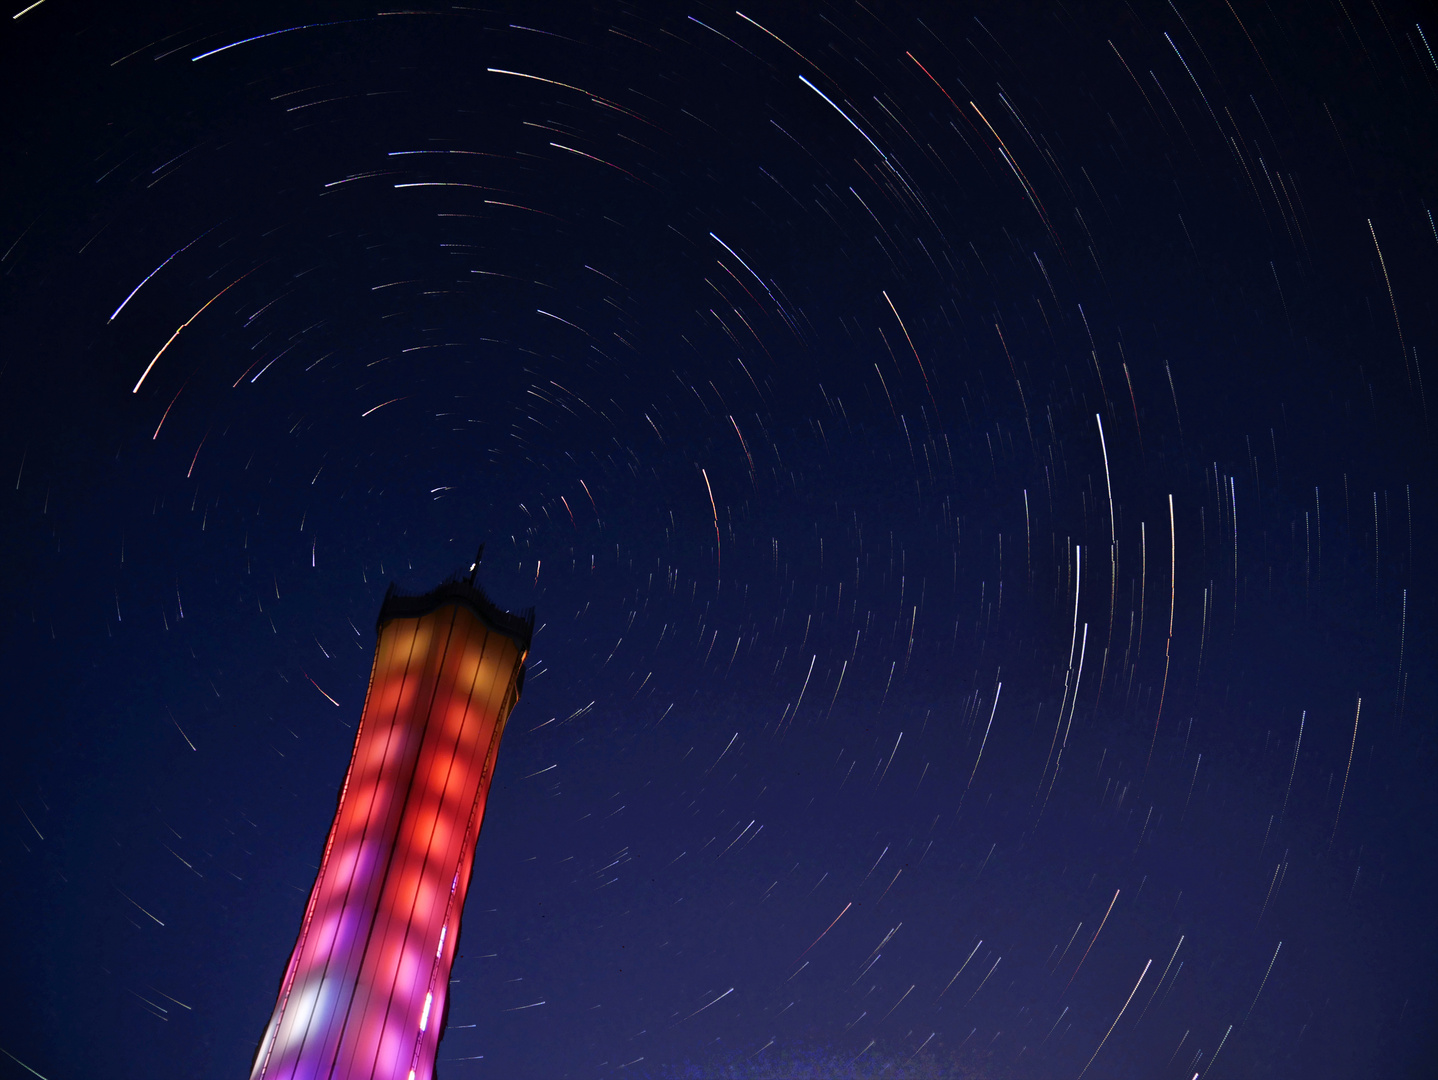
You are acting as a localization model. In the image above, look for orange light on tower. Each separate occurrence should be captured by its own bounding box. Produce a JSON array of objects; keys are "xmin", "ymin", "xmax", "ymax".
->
[{"xmin": 250, "ymin": 568, "xmax": 532, "ymax": 1080}]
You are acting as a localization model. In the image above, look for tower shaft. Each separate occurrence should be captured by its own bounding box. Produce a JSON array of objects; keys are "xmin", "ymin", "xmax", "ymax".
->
[{"xmin": 252, "ymin": 582, "xmax": 530, "ymax": 1080}]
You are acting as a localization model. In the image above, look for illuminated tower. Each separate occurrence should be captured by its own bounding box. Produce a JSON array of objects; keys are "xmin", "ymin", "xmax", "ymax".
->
[{"xmin": 251, "ymin": 567, "xmax": 532, "ymax": 1080}]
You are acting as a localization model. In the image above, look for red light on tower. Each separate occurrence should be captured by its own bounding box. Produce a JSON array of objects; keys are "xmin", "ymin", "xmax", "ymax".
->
[{"xmin": 250, "ymin": 570, "xmax": 532, "ymax": 1080}]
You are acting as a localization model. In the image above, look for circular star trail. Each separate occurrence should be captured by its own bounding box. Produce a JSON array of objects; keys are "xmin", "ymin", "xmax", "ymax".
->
[{"xmin": 1, "ymin": 2, "xmax": 1433, "ymax": 1078}]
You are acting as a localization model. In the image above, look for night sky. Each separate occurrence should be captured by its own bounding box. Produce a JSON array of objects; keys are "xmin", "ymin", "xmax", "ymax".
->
[{"xmin": 1, "ymin": 1, "xmax": 1434, "ymax": 1077}]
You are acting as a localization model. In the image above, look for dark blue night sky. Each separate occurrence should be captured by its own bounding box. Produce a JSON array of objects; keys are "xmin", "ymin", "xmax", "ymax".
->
[{"xmin": 1, "ymin": 1, "xmax": 1433, "ymax": 1077}]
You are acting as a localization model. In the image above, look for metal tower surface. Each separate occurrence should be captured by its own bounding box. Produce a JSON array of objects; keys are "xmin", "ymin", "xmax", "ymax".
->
[{"xmin": 250, "ymin": 578, "xmax": 532, "ymax": 1080}]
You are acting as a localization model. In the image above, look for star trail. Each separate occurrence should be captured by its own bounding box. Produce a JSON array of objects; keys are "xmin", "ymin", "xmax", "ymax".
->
[{"xmin": 0, "ymin": 1, "xmax": 1433, "ymax": 1078}]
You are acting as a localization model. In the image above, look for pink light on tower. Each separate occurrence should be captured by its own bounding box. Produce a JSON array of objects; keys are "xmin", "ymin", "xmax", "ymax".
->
[{"xmin": 250, "ymin": 569, "xmax": 531, "ymax": 1080}]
